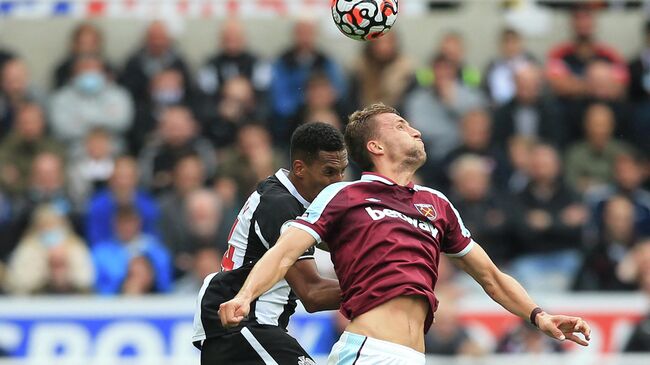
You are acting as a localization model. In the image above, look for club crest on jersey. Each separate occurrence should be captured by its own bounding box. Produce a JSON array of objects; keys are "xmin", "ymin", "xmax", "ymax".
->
[{"xmin": 414, "ymin": 204, "xmax": 437, "ymax": 221}]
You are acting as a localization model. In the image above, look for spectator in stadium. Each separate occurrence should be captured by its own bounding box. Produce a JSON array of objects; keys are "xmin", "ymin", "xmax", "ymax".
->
[
  {"xmin": 202, "ymin": 76, "xmax": 261, "ymax": 149},
  {"xmin": 496, "ymin": 321, "xmax": 564, "ymax": 354},
  {"xmin": 627, "ymin": 20, "xmax": 650, "ymax": 152},
  {"xmin": 563, "ymin": 60, "xmax": 631, "ymax": 144},
  {"xmin": 425, "ymin": 290, "xmax": 484, "ymax": 356},
  {"xmin": 120, "ymin": 255, "xmax": 157, "ymax": 295},
  {"xmin": 0, "ymin": 103, "xmax": 62, "ymax": 195},
  {"xmin": 628, "ymin": 20, "xmax": 650, "ymax": 103},
  {"xmin": 510, "ymin": 143, "xmax": 588, "ymax": 291},
  {"xmin": 0, "ymin": 58, "xmax": 46, "ymax": 139},
  {"xmin": 286, "ymin": 72, "xmax": 349, "ymax": 144},
  {"xmin": 11, "ymin": 152, "xmax": 78, "ymax": 247},
  {"xmin": 483, "ymin": 28, "xmax": 537, "ymax": 106},
  {"xmin": 167, "ymin": 190, "xmax": 227, "ymax": 278},
  {"xmin": 269, "ymin": 18, "xmax": 346, "ymax": 137},
  {"xmin": 436, "ymin": 109, "xmax": 508, "ymax": 189},
  {"xmin": 4, "ymin": 205, "xmax": 93, "ymax": 295},
  {"xmin": 197, "ymin": 19, "xmax": 270, "ymax": 99},
  {"xmin": 586, "ymin": 150, "xmax": 650, "ymax": 237},
  {"xmin": 49, "ymin": 55, "xmax": 133, "ymax": 151},
  {"xmin": 492, "ymin": 63, "xmax": 563, "ymax": 150},
  {"xmin": 447, "ymin": 155, "xmax": 512, "ymax": 266},
  {"xmin": 505, "ymin": 136, "xmax": 534, "ymax": 194},
  {"xmin": 86, "ymin": 156, "xmax": 159, "ymax": 245},
  {"xmin": 52, "ymin": 22, "xmax": 113, "ymax": 89},
  {"xmin": 349, "ymin": 31, "xmax": 414, "ymax": 108},
  {"xmin": 565, "ymin": 103, "xmax": 632, "ymax": 194},
  {"xmin": 118, "ymin": 20, "xmax": 192, "ymax": 101},
  {"xmin": 157, "ymin": 156, "xmax": 208, "ymax": 274},
  {"xmin": 403, "ymin": 53, "xmax": 485, "ymax": 162},
  {"xmin": 129, "ymin": 68, "xmax": 195, "ymax": 154},
  {"xmin": 417, "ymin": 31, "xmax": 481, "ymax": 89},
  {"xmin": 622, "ymin": 240, "xmax": 650, "ymax": 352},
  {"xmin": 67, "ymin": 128, "xmax": 118, "ymax": 210},
  {"xmin": 92, "ymin": 205, "xmax": 171, "ymax": 295},
  {"xmin": 138, "ymin": 106, "xmax": 216, "ymax": 193},
  {"xmin": 219, "ymin": 123, "xmax": 283, "ymax": 202},
  {"xmin": 573, "ymin": 195, "xmax": 638, "ymax": 291},
  {"xmin": 546, "ymin": 6, "xmax": 628, "ymax": 99},
  {"xmin": 173, "ymin": 246, "xmax": 221, "ymax": 294}
]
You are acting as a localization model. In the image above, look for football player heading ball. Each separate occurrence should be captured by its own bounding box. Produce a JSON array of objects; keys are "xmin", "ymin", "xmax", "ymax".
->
[{"xmin": 332, "ymin": 0, "xmax": 398, "ymax": 41}]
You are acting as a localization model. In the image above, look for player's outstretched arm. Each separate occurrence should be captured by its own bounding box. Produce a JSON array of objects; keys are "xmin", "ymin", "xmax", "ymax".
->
[
  {"xmin": 285, "ymin": 259, "xmax": 341, "ymax": 313},
  {"xmin": 451, "ymin": 243, "xmax": 591, "ymax": 346},
  {"xmin": 218, "ymin": 227, "xmax": 317, "ymax": 327}
]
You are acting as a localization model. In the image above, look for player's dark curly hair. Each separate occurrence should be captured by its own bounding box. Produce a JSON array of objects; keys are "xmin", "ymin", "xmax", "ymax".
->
[
  {"xmin": 345, "ymin": 103, "xmax": 398, "ymax": 171},
  {"xmin": 290, "ymin": 122, "xmax": 345, "ymax": 164}
]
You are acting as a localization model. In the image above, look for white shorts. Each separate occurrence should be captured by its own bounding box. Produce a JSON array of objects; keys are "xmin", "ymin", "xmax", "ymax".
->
[{"xmin": 327, "ymin": 331, "xmax": 426, "ymax": 365}]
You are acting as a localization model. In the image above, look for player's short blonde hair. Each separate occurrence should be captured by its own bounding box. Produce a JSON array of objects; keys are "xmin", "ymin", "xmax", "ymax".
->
[{"xmin": 345, "ymin": 103, "xmax": 398, "ymax": 171}]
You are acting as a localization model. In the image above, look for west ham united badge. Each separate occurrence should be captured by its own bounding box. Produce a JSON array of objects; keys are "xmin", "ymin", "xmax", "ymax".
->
[{"xmin": 414, "ymin": 204, "xmax": 437, "ymax": 221}]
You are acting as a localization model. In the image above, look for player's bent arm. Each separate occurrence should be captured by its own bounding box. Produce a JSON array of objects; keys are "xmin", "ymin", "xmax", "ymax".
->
[
  {"xmin": 235, "ymin": 227, "xmax": 316, "ymax": 304},
  {"xmin": 451, "ymin": 242, "xmax": 591, "ymax": 346},
  {"xmin": 285, "ymin": 260, "xmax": 341, "ymax": 313}
]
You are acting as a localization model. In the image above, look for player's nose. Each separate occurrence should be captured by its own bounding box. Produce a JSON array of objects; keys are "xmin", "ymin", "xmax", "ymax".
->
[{"xmin": 410, "ymin": 126, "xmax": 422, "ymax": 139}]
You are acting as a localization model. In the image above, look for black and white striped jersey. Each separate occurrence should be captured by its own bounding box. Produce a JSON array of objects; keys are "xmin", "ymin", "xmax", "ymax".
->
[{"xmin": 193, "ymin": 169, "xmax": 315, "ymax": 346}]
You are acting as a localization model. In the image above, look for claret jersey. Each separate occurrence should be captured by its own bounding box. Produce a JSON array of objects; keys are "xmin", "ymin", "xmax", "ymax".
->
[{"xmin": 285, "ymin": 172, "xmax": 474, "ymax": 332}]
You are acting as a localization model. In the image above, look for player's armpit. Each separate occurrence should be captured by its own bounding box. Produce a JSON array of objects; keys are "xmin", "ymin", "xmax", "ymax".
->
[
  {"xmin": 316, "ymin": 241, "xmax": 331, "ymax": 252},
  {"xmin": 285, "ymin": 259, "xmax": 341, "ymax": 313},
  {"xmin": 234, "ymin": 227, "xmax": 317, "ymax": 304}
]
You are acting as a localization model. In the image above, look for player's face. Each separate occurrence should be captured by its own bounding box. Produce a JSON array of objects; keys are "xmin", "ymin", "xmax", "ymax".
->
[
  {"xmin": 302, "ymin": 150, "xmax": 348, "ymax": 202},
  {"xmin": 374, "ymin": 113, "xmax": 426, "ymax": 169}
]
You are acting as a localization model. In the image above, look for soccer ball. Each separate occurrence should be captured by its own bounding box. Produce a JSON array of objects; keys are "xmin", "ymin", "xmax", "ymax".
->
[{"xmin": 331, "ymin": 0, "xmax": 398, "ymax": 41}]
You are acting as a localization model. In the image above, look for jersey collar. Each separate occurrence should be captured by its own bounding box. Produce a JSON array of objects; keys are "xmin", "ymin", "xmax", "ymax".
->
[
  {"xmin": 275, "ymin": 169, "xmax": 310, "ymax": 208},
  {"xmin": 361, "ymin": 172, "xmax": 415, "ymax": 189}
]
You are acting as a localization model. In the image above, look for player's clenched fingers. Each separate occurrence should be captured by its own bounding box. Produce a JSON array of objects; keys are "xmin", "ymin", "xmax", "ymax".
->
[
  {"xmin": 218, "ymin": 302, "xmax": 236, "ymax": 327},
  {"xmin": 564, "ymin": 332, "xmax": 589, "ymax": 346}
]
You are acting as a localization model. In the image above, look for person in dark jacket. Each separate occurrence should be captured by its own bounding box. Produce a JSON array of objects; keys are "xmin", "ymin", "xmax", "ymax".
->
[
  {"xmin": 118, "ymin": 20, "xmax": 192, "ymax": 102},
  {"xmin": 492, "ymin": 63, "xmax": 564, "ymax": 150},
  {"xmin": 510, "ymin": 143, "xmax": 588, "ymax": 291},
  {"xmin": 197, "ymin": 19, "xmax": 270, "ymax": 99}
]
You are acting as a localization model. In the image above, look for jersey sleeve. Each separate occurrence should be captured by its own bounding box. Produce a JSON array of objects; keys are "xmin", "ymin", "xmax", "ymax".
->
[
  {"xmin": 440, "ymin": 198, "xmax": 474, "ymax": 257},
  {"xmin": 255, "ymin": 194, "xmax": 314, "ymax": 259},
  {"xmin": 283, "ymin": 182, "xmax": 350, "ymax": 245}
]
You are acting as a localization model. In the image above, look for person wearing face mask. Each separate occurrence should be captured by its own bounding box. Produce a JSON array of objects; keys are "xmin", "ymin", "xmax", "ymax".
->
[
  {"xmin": 4, "ymin": 205, "xmax": 93, "ymax": 295},
  {"xmin": 50, "ymin": 55, "xmax": 133, "ymax": 154}
]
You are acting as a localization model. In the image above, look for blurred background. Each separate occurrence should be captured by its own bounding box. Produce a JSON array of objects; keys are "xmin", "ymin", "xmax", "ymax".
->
[{"xmin": 0, "ymin": 0, "xmax": 649, "ymax": 364}]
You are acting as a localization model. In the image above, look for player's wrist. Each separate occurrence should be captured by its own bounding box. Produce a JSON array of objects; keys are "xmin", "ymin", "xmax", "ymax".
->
[
  {"xmin": 530, "ymin": 307, "xmax": 546, "ymax": 328},
  {"xmin": 235, "ymin": 290, "xmax": 254, "ymax": 303}
]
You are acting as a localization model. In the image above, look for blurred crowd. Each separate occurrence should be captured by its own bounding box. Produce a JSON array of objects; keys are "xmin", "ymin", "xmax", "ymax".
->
[{"xmin": 1, "ymin": 4, "xmax": 650, "ymax": 354}]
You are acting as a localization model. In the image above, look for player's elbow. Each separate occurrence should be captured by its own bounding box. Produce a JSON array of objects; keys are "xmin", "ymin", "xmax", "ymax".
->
[
  {"xmin": 300, "ymin": 293, "xmax": 321, "ymax": 313},
  {"xmin": 302, "ymin": 300, "xmax": 319, "ymax": 313}
]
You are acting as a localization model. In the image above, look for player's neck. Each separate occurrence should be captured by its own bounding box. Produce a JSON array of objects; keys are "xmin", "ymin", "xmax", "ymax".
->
[{"xmin": 372, "ymin": 167, "xmax": 415, "ymax": 187}]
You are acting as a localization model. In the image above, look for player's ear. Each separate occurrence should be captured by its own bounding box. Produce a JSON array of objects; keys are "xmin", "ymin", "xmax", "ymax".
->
[
  {"xmin": 367, "ymin": 140, "xmax": 384, "ymax": 156},
  {"xmin": 292, "ymin": 159, "xmax": 306, "ymax": 177}
]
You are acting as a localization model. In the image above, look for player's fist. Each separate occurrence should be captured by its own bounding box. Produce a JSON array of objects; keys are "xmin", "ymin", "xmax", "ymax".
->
[
  {"xmin": 536, "ymin": 312, "xmax": 591, "ymax": 346},
  {"xmin": 219, "ymin": 296, "xmax": 250, "ymax": 328}
]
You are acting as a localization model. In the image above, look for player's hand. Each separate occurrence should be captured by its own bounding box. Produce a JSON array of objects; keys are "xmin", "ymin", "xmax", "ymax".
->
[
  {"xmin": 536, "ymin": 312, "xmax": 591, "ymax": 346},
  {"xmin": 218, "ymin": 296, "xmax": 251, "ymax": 328}
]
